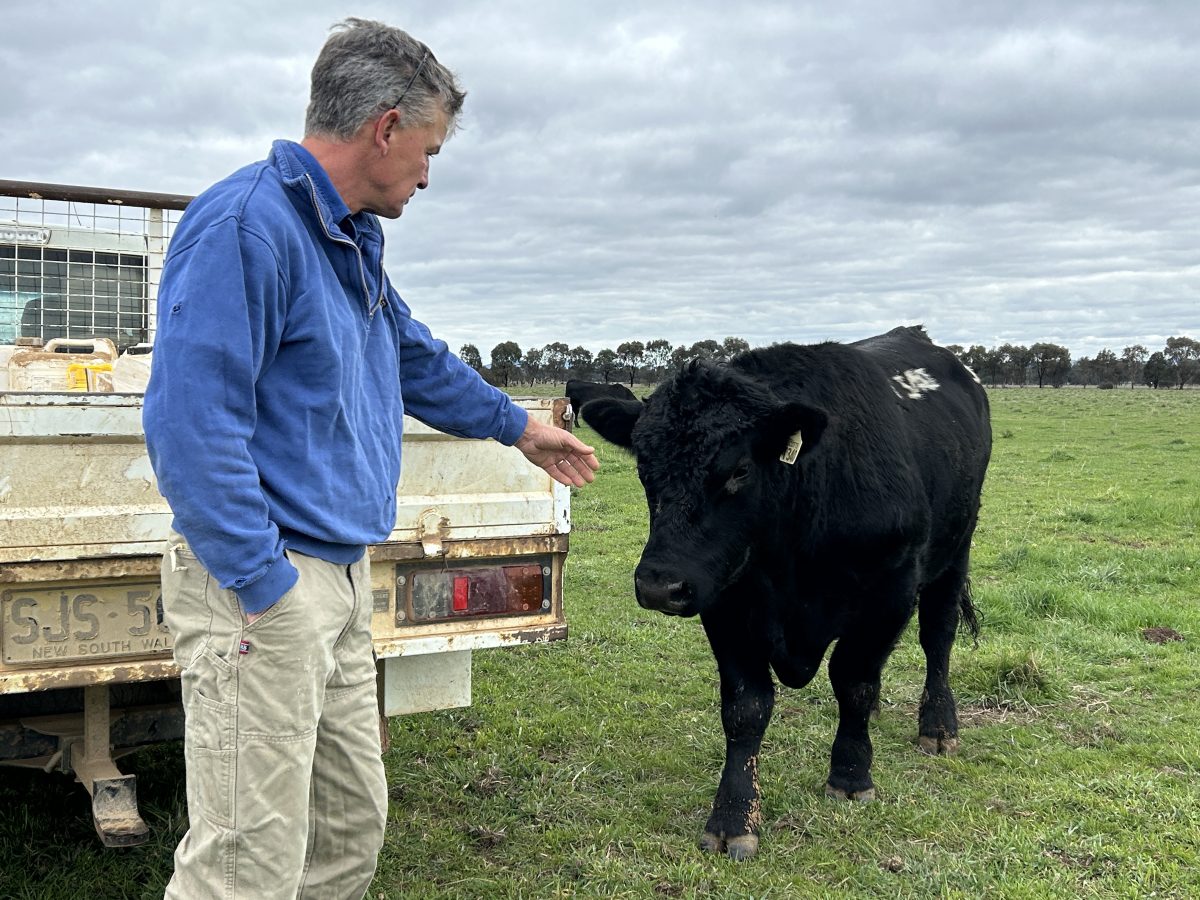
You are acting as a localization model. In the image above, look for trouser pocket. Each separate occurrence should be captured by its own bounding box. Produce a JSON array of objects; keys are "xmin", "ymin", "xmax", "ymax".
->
[{"xmin": 183, "ymin": 658, "xmax": 238, "ymax": 829}]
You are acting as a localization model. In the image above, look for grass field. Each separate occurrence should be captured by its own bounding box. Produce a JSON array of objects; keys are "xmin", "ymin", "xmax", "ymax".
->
[{"xmin": 1, "ymin": 387, "xmax": 1198, "ymax": 898}]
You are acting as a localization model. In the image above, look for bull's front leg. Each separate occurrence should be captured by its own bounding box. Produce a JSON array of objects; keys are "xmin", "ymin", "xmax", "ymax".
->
[{"xmin": 700, "ymin": 614, "xmax": 774, "ymax": 861}]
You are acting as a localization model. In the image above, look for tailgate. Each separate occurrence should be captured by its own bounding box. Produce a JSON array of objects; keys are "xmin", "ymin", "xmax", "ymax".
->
[{"xmin": 0, "ymin": 393, "xmax": 571, "ymax": 693}]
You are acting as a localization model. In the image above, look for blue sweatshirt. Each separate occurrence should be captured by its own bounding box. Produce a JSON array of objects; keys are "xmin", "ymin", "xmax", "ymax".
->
[{"xmin": 143, "ymin": 141, "xmax": 528, "ymax": 613}]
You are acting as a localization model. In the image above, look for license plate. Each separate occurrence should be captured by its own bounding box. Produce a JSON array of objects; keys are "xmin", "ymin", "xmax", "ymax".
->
[{"xmin": 2, "ymin": 582, "xmax": 173, "ymax": 666}]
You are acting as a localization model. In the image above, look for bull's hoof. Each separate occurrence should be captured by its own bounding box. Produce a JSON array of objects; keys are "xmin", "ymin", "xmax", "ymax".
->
[
  {"xmin": 825, "ymin": 783, "xmax": 875, "ymax": 803},
  {"xmin": 917, "ymin": 735, "xmax": 959, "ymax": 756},
  {"xmin": 699, "ymin": 831, "xmax": 760, "ymax": 860},
  {"xmin": 726, "ymin": 834, "xmax": 759, "ymax": 861},
  {"xmin": 698, "ymin": 831, "xmax": 725, "ymax": 854}
]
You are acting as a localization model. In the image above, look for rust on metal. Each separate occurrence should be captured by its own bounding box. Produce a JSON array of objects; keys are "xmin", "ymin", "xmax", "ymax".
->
[
  {"xmin": 509, "ymin": 624, "xmax": 569, "ymax": 644},
  {"xmin": 0, "ymin": 557, "xmax": 161, "ymax": 585},
  {"xmin": 367, "ymin": 542, "xmax": 425, "ymax": 561},
  {"xmin": 550, "ymin": 396, "xmax": 571, "ymax": 430},
  {"xmin": 368, "ymin": 534, "xmax": 568, "ymax": 562},
  {"xmin": 0, "ymin": 661, "xmax": 179, "ymax": 695}
]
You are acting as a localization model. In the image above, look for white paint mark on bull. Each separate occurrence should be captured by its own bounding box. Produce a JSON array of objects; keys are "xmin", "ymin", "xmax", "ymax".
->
[
  {"xmin": 963, "ymin": 364, "xmax": 982, "ymax": 385},
  {"xmin": 124, "ymin": 455, "xmax": 158, "ymax": 487},
  {"xmin": 891, "ymin": 368, "xmax": 940, "ymax": 400}
]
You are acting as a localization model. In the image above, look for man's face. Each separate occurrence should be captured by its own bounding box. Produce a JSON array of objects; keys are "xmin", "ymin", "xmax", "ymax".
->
[{"xmin": 372, "ymin": 108, "xmax": 449, "ymax": 218}]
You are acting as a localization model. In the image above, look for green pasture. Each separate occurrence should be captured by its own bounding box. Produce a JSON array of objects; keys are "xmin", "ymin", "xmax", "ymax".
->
[{"xmin": 1, "ymin": 387, "xmax": 1198, "ymax": 898}]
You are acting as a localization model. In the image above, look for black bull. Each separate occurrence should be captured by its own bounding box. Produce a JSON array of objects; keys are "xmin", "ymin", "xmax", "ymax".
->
[
  {"xmin": 565, "ymin": 379, "xmax": 637, "ymax": 419},
  {"xmin": 581, "ymin": 326, "xmax": 991, "ymax": 860}
]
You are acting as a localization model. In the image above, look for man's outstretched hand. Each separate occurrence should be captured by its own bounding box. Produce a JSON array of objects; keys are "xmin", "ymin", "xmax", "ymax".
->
[{"xmin": 514, "ymin": 417, "xmax": 600, "ymax": 487}]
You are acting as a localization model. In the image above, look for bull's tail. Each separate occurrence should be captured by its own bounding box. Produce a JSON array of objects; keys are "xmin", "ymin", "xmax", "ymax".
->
[{"xmin": 958, "ymin": 578, "xmax": 980, "ymax": 643}]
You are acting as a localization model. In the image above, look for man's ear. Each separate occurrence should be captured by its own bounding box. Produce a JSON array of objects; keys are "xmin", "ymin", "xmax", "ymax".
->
[
  {"xmin": 580, "ymin": 397, "xmax": 643, "ymax": 449},
  {"xmin": 374, "ymin": 109, "xmax": 400, "ymax": 153},
  {"xmin": 759, "ymin": 401, "xmax": 827, "ymax": 463}
]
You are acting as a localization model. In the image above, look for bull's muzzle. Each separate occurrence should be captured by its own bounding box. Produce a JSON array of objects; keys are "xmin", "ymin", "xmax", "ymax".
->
[{"xmin": 634, "ymin": 569, "xmax": 695, "ymax": 616}]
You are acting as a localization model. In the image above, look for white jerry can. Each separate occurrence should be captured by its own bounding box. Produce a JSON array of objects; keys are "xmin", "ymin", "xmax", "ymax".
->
[
  {"xmin": 6, "ymin": 337, "xmax": 117, "ymax": 392},
  {"xmin": 112, "ymin": 343, "xmax": 154, "ymax": 393},
  {"xmin": 0, "ymin": 345, "xmax": 18, "ymax": 391}
]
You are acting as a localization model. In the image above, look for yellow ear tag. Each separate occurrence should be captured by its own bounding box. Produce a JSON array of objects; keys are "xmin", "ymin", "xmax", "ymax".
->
[{"xmin": 779, "ymin": 430, "xmax": 803, "ymax": 465}]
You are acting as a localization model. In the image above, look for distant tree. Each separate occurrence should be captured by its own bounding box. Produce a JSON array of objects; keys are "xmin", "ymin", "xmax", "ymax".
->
[
  {"xmin": 643, "ymin": 339, "xmax": 673, "ymax": 383},
  {"xmin": 1144, "ymin": 351, "xmax": 1169, "ymax": 389},
  {"xmin": 988, "ymin": 348, "xmax": 1011, "ymax": 386},
  {"xmin": 459, "ymin": 343, "xmax": 483, "ymax": 371},
  {"xmin": 542, "ymin": 342, "xmax": 570, "ymax": 385},
  {"xmin": 718, "ymin": 336, "xmax": 751, "ymax": 362},
  {"xmin": 567, "ymin": 346, "xmax": 594, "ymax": 381},
  {"xmin": 1000, "ymin": 344, "xmax": 1033, "ymax": 385},
  {"xmin": 1092, "ymin": 348, "xmax": 1119, "ymax": 385},
  {"xmin": 490, "ymin": 341, "xmax": 522, "ymax": 388},
  {"xmin": 1120, "ymin": 345, "xmax": 1148, "ymax": 388},
  {"xmin": 689, "ymin": 339, "xmax": 721, "ymax": 361},
  {"xmin": 1073, "ymin": 352, "xmax": 1117, "ymax": 387},
  {"xmin": 1164, "ymin": 336, "xmax": 1200, "ymax": 389},
  {"xmin": 1070, "ymin": 356, "xmax": 1095, "ymax": 387},
  {"xmin": 595, "ymin": 348, "xmax": 619, "ymax": 382},
  {"xmin": 616, "ymin": 341, "xmax": 645, "ymax": 387},
  {"xmin": 668, "ymin": 345, "xmax": 695, "ymax": 372},
  {"xmin": 945, "ymin": 344, "xmax": 966, "ymax": 360},
  {"xmin": 1030, "ymin": 343, "xmax": 1071, "ymax": 388},
  {"xmin": 522, "ymin": 347, "xmax": 544, "ymax": 386}
]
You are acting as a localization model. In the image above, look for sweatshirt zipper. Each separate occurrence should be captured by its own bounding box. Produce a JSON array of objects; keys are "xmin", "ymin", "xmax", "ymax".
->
[{"xmin": 304, "ymin": 175, "xmax": 386, "ymax": 320}]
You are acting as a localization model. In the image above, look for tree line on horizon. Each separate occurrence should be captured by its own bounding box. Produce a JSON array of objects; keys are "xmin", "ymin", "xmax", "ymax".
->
[{"xmin": 459, "ymin": 335, "xmax": 1199, "ymax": 390}]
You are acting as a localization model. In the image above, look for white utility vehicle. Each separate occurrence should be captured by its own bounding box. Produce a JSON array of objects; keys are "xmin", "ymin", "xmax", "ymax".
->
[{"xmin": 0, "ymin": 180, "xmax": 571, "ymax": 846}]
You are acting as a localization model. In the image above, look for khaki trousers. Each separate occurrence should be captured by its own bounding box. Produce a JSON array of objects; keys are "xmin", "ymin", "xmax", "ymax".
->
[{"xmin": 161, "ymin": 536, "xmax": 387, "ymax": 900}]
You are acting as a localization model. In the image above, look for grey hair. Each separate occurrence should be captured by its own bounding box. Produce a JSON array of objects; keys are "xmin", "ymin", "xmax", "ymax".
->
[{"xmin": 304, "ymin": 18, "xmax": 466, "ymax": 140}]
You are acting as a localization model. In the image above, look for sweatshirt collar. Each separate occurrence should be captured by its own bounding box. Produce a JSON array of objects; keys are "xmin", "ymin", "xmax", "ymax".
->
[{"xmin": 270, "ymin": 140, "xmax": 380, "ymax": 244}]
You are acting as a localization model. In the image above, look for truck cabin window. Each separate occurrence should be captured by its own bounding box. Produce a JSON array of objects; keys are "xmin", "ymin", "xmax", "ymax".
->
[{"xmin": 0, "ymin": 244, "xmax": 148, "ymax": 350}]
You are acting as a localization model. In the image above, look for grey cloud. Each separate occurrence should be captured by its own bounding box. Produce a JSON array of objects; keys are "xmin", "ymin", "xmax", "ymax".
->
[{"xmin": 3, "ymin": 0, "xmax": 1197, "ymax": 361}]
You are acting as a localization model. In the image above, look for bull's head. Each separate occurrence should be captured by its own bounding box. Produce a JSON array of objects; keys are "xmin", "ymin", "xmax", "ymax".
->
[{"xmin": 582, "ymin": 361, "xmax": 826, "ymax": 617}]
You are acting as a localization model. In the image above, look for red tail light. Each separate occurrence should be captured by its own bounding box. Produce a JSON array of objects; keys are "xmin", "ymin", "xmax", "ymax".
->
[
  {"xmin": 399, "ymin": 558, "xmax": 552, "ymax": 624},
  {"xmin": 452, "ymin": 577, "xmax": 469, "ymax": 611}
]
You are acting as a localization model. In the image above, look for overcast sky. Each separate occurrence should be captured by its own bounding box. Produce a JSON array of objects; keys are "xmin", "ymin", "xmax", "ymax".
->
[{"xmin": 3, "ymin": 0, "xmax": 1198, "ymax": 360}]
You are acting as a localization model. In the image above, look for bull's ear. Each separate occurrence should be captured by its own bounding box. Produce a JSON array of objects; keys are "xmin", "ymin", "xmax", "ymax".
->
[
  {"xmin": 760, "ymin": 402, "xmax": 827, "ymax": 461},
  {"xmin": 580, "ymin": 397, "xmax": 643, "ymax": 449}
]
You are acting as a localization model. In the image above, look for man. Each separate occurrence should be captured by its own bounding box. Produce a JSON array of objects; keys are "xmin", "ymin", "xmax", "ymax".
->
[{"xmin": 143, "ymin": 18, "xmax": 598, "ymax": 899}]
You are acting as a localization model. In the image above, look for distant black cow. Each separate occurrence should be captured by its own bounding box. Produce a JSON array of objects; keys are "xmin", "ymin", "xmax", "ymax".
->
[
  {"xmin": 565, "ymin": 379, "xmax": 636, "ymax": 420},
  {"xmin": 582, "ymin": 326, "xmax": 991, "ymax": 860}
]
